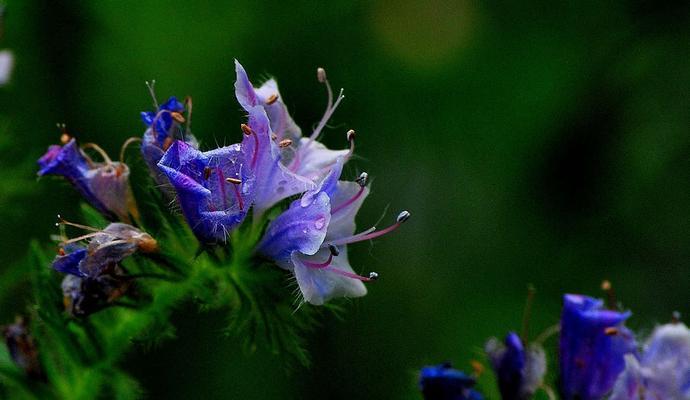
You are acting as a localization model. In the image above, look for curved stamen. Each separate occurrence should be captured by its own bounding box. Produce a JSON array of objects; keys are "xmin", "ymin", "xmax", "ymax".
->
[
  {"xmin": 150, "ymin": 109, "xmax": 173, "ymax": 138},
  {"xmin": 302, "ymin": 252, "xmax": 334, "ymax": 269},
  {"xmin": 225, "ymin": 177, "xmax": 244, "ymax": 211},
  {"xmin": 301, "ymin": 247, "xmax": 378, "ymax": 282},
  {"xmin": 145, "ymin": 80, "xmax": 159, "ymax": 109},
  {"xmin": 56, "ymin": 215, "xmax": 100, "ymax": 232},
  {"xmin": 326, "ymin": 268, "xmax": 378, "ymax": 282},
  {"xmin": 184, "ymin": 96, "xmax": 193, "ymax": 139},
  {"xmin": 119, "ymin": 137, "xmax": 142, "ymax": 164},
  {"xmin": 331, "ymin": 175, "xmax": 367, "ymax": 215},
  {"xmin": 241, "ymin": 124, "xmax": 260, "ymax": 169},
  {"xmin": 346, "ymin": 129, "xmax": 356, "ymax": 158},
  {"xmin": 327, "ymin": 211, "xmax": 410, "ymax": 247},
  {"xmin": 310, "ymin": 88, "xmax": 344, "ymax": 141},
  {"xmin": 82, "ymin": 142, "xmax": 113, "ymax": 165}
]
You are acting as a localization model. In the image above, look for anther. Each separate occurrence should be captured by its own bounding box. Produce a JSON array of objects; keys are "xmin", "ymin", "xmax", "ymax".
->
[
  {"xmin": 397, "ymin": 210, "xmax": 411, "ymax": 223},
  {"xmin": 58, "ymin": 248, "xmax": 66, "ymax": 256},
  {"xmin": 328, "ymin": 244, "xmax": 340, "ymax": 256},
  {"xmin": 601, "ymin": 279, "xmax": 617, "ymax": 310},
  {"xmin": 346, "ymin": 129, "xmax": 356, "ymax": 142},
  {"xmin": 278, "ymin": 139, "xmax": 293, "ymax": 148},
  {"xmin": 355, "ymin": 172, "xmax": 368, "ymax": 187},
  {"xmin": 171, "ymin": 111, "xmax": 185, "ymax": 123},
  {"xmin": 317, "ymin": 67, "xmax": 327, "ymax": 83},
  {"xmin": 271, "ymin": 133, "xmax": 278, "ymax": 141},
  {"xmin": 368, "ymin": 272, "xmax": 379, "ymax": 281},
  {"xmin": 672, "ymin": 311, "xmax": 681, "ymax": 324},
  {"xmin": 266, "ymin": 94, "xmax": 279, "ymax": 105},
  {"xmin": 241, "ymin": 123, "xmax": 253, "ymax": 136},
  {"xmin": 604, "ymin": 327, "xmax": 619, "ymax": 336},
  {"xmin": 203, "ymin": 167, "xmax": 212, "ymax": 180},
  {"xmin": 225, "ymin": 177, "xmax": 242, "ymax": 185}
]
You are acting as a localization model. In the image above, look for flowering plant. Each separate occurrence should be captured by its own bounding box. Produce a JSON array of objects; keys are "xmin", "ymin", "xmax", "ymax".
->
[{"xmin": 0, "ymin": 61, "xmax": 409, "ymax": 399}]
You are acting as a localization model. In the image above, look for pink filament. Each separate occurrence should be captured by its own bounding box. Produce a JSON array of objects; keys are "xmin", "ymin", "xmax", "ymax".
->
[
  {"xmin": 331, "ymin": 185, "xmax": 365, "ymax": 215},
  {"xmin": 302, "ymin": 253, "xmax": 373, "ymax": 282},
  {"xmin": 328, "ymin": 222, "xmax": 402, "ymax": 247}
]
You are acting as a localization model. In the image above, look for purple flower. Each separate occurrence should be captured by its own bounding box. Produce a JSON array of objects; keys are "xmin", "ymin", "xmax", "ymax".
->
[
  {"xmin": 559, "ymin": 294, "xmax": 637, "ymax": 400},
  {"xmin": 2, "ymin": 317, "xmax": 43, "ymax": 379},
  {"xmin": 38, "ymin": 138, "xmax": 138, "ymax": 222},
  {"xmin": 239, "ymin": 105, "xmax": 314, "ymax": 217},
  {"xmin": 52, "ymin": 222, "xmax": 157, "ymax": 278},
  {"xmin": 419, "ymin": 363, "xmax": 484, "ymax": 400},
  {"xmin": 52, "ymin": 222, "xmax": 155, "ymax": 316},
  {"xmin": 234, "ymin": 60, "xmax": 351, "ymax": 185},
  {"xmin": 611, "ymin": 322, "xmax": 690, "ymax": 400},
  {"xmin": 257, "ymin": 158, "xmax": 409, "ymax": 305},
  {"xmin": 485, "ymin": 332, "xmax": 546, "ymax": 400},
  {"xmin": 140, "ymin": 95, "xmax": 199, "ymax": 181},
  {"xmin": 157, "ymin": 140, "xmax": 255, "ymax": 243}
]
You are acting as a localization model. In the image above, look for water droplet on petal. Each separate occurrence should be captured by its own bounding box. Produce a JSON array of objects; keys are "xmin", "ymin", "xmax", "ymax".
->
[{"xmin": 314, "ymin": 216, "xmax": 326, "ymax": 230}]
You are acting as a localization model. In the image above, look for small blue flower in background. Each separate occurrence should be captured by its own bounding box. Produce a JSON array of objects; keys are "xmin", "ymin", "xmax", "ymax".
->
[
  {"xmin": 419, "ymin": 363, "xmax": 484, "ymax": 400},
  {"xmin": 38, "ymin": 137, "xmax": 138, "ymax": 222},
  {"xmin": 2, "ymin": 317, "xmax": 43, "ymax": 379},
  {"xmin": 485, "ymin": 332, "xmax": 546, "ymax": 400},
  {"xmin": 140, "ymin": 94, "xmax": 198, "ymax": 181},
  {"xmin": 559, "ymin": 294, "xmax": 637, "ymax": 400},
  {"xmin": 157, "ymin": 140, "xmax": 255, "ymax": 243},
  {"xmin": 257, "ymin": 158, "xmax": 409, "ymax": 305},
  {"xmin": 611, "ymin": 320, "xmax": 690, "ymax": 400},
  {"xmin": 235, "ymin": 60, "xmax": 351, "ymax": 184}
]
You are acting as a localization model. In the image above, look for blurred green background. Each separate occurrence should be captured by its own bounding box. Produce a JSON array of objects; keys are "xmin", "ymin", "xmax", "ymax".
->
[{"xmin": 1, "ymin": 0, "xmax": 689, "ymax": 398}]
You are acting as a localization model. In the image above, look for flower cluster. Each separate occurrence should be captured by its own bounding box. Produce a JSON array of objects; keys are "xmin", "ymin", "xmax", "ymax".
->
[
  {"xmin": 419, "ymin": 289, "xmax": 690, "ymax": 400},
  {"xmin": 34, "ymin": 59, "xmax": 409, "ymax": 314}
]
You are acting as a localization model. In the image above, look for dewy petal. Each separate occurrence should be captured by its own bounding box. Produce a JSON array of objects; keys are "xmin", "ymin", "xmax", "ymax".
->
[
  {"xmin": 256, "ymin": 190, "xmax": 331, "ymax": 267},
  {"xmin": 158, "ymin": 140, "xmax": 252, "ymax": 242},
  {"xmin": 242, "ymin": 106, "xmax": 314, "ymax": 215},
  {"xmin": 291, "ymin": 246, "xmax": 367, "ymax": 305},
  {"xmin": 559, "ymin": 294, "xmax": 637, "ymax": 400},
  {"xmin": 234, "ymin": 60, "xmax": 302, "ymax": 143}
]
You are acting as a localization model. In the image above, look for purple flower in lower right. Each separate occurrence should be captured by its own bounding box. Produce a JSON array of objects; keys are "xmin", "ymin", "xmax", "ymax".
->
[
  {"xmin": 419, "ymin": 363, "xmax": 483, "ymax": 400},
  {"xmin": 559, "ymin": 294, "xmax": 637, "ymax": 400},
  {"xmin": 610, "ymin": 321, "xmax": 690, "ymax": 400}
]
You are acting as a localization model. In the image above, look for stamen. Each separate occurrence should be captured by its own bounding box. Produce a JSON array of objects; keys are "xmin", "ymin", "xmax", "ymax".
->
[
  {"xmin": 162, "ymin": 136, "xmax": 174, "ymax": 151},
  {"xmin": 302, "ymin": 251, "xmax": 378, "ymax": 282},
  {"xmin": 346, "ymin": 129, "xmax": 356, "ymax": 157},
  {"xmin": 310, "ymin": 88, "xmax": 344, "ymax": 141},
  {"xmin": 601, "ymin": 280, "xmax": 617, "ymax": 310},
  {"xmin": 271, "ymin": 133, "xmax": 278, "ymax": 141},
  {"xmin": 355, "ymin": 172, "xmax": 368, "ymax": 187},
  {"xmin": 58, "ymin": 248, "xmax": 66, "ymax": 256},
  {"xmin": 328, "ymin": 211, "xmax": 411, "ymax": 246},
  {"xmin": 171, "ymin": 111, "xmax": 185, "ymax": 123},
  {"xmin": 310, "ymin": 66, "xmax": 344, "ymax": 140},
  {"xmin": 331, "ymin": 174, "xmax": 367, "ymax": 215},
  {"xmin": 672, "ymin": 311, "xmax": 681, "ymax": 324},
  {"xmin": 265, "ymin": 94, "xmax": 279, "ymax": 105},
  {"xmin": 150, "ymin": 109, "xmax": 172, "ymax": 137},
  {"xmin": 204, "ymin": 167, "xmax": 212, "ymax": 180},
  {"xmin": 216, "ymin": 167, "xmax": 228, "ymax": 209},
  {"xmin": 60, "ymin": 232, "xmax": 103, "ymax": 245},
  {"xmin": 317, "ymin": 67, "xmax": 327, "ymax": 83},
  {"xmin": 241, "ymin": 124, "xmax": 260, "ymax": 169},
  {"xmin": 225, "ymin": 177, "xmax": 244, "ymax": 211},
  {"xmin": 57, "ymin": 123, "xmax": 70, "ymax": 144},
  {"xmin": 278, "ymin": 139, "xmax": 293, "ymax": 148},
  {"xmin": 145, "ymin": 80, "xmax": 159, "ymax": 109},
  {"xmin": 604, "ymin": 327, "xmax": 619, "ymax": 336},
  {"xmin": 184, "ymin": 96, "xmax": 193, "ymax": 138},
  {"xmin": 56, "ymin": 215, "xmax": 100, "ymax": 232},
  {"xmin": 329, "ymin": 244, "xmax": 340, "ymax": 256},
  {"xmin": 119, "ymin": 137, "xmax": 142, "ymax": 163},
  {"xmin": 521, "ymin": 284, "xmax": 536, "ymax": 343}
]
